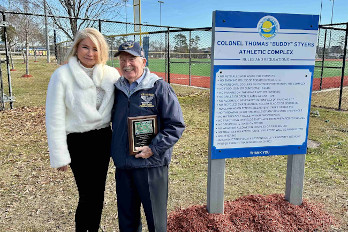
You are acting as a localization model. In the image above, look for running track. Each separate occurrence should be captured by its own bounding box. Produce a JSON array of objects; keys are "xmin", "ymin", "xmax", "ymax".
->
[
  {"xmin": 115, "ymin": 68, "xmax": 348, "ymax": 91},
  {"xmin": 151, "ymin": 72, "xmax": 348, "ymax": 91}
]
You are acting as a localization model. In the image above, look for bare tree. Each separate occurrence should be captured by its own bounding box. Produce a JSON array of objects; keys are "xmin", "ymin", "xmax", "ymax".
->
[
  {"xmin": 189, "ymin": 35, "xmax": 201, "ymax": 53},
  {"xmin": 23, "ymin": 0, "xmax": 31, "ymax": 76},
  {"xmin": 1, "ymin": 0, "xmax": 41, "ymax": 13},
  {"xmin": 1, "ymin": 24, "xmax": 18, "ymax": 70},
  {"xmin": 46, "ymin": 0, "xmax": 123, "ymax": 40},
  {"xmin": 174, "ymin": 33, "xmax": 188, "ymax": 53},
  {"xmin": 114, "ymin": 35, "xmax": 128, "ymax": 47},
  {"xmin": 6, "ymin": 0, "xmax": 43, "ymax": 76}
]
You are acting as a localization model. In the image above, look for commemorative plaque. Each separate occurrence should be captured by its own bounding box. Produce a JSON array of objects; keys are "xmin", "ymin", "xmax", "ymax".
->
[{"xmin": 128, "ymin": 115, "xmax": 158, "ymax": 155}]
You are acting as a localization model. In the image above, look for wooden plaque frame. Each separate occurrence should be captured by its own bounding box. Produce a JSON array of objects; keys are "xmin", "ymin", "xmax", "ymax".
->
[{"xmin": 127, "ymin": 115, "xmax": 158, "ymax": 155}]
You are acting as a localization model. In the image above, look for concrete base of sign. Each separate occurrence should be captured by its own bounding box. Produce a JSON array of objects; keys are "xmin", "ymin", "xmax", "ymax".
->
[
  {"xmin": 207, "ymin": 158, "xmax": 226, "ymax": 214},
  {"xmin": 285, "ymin": 154, "xmax": 306, "ymax": 205},
  {"xmin": 307, "ymin": 139, "xmax": 320, "ymax": 148}
]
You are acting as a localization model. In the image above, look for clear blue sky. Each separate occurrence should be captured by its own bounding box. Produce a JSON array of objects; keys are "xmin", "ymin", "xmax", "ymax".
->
[{"xmin": 121, "ymin": 0, "xmax": 348, "ymax": 28}]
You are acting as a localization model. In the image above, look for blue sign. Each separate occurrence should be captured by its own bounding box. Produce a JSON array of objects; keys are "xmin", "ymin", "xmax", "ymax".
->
[{"xmin": 210, "ymin": 11, "xmax": 319, "ymax": 159}]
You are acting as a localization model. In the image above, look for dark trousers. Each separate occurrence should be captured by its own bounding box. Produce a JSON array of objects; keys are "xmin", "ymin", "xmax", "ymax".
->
[
  {"xmin": 115, "ymin": 166, "xmax": 168, "ymax": 232},
  {"xmin": 67, "ymin": 127, "xmax": 111, "ymax": 232}
]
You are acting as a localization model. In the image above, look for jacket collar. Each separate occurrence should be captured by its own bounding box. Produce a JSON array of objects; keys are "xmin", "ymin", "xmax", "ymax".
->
[
  {"xmin": 115, "ymin": 67, "xmax": 161, "ymax": 95},
  {"xmin": 68, "ymin": 56, "xmax": 107, "ymax": 90}
]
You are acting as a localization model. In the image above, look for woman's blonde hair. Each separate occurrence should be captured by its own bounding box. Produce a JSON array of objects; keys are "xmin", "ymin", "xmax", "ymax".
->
[{"xmin": 66, "ymin": 28, "xmax": 109, "ymax": 65}]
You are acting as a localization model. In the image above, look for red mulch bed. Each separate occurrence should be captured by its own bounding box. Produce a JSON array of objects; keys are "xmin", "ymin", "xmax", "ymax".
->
[{"xmin": 167, "ymin": 194, "xmax": 336, "ymax": 232}]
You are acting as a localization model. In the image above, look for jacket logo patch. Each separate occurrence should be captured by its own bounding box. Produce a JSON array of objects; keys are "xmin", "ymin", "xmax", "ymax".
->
[{"xmin": 140, "ymin": 93, "xmax": 155, "ymax": 107}]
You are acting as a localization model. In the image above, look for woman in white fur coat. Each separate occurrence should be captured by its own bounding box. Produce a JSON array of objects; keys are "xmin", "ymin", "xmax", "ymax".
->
[{"xmin": 46, "ymin": 28, "xmax": 120, "ymax": 231}]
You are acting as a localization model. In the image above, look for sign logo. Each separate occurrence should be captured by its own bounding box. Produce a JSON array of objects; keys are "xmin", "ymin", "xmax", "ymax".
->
[{"xmin": 257, "ymin": 16, "xmax": 279, "ymax": 40}]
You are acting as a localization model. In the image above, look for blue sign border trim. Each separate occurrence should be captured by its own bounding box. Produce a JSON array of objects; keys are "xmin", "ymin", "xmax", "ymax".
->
[{"xmin": 215, "ymin": 11, "xmax": 319, "ymax": 30}]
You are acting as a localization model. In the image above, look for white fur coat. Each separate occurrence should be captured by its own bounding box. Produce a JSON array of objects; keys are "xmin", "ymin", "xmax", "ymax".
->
[{"xmin": 46, "ymin": 57, "xmax": 120, "ymax": 168}]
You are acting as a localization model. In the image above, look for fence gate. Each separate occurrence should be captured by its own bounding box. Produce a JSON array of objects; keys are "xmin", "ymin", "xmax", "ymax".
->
[
  {"xmin": 0, "ymin": 14, "xmax": 14, "ymax": 110},
  {"xmin": 166, "ymin": 27, "xmax": 211, "ymax": 88}
]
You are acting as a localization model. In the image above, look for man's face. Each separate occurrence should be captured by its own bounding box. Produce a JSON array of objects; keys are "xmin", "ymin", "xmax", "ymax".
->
[{"xmin": 119, "ymin": 52, "xmax": 146, "ymax": 83}]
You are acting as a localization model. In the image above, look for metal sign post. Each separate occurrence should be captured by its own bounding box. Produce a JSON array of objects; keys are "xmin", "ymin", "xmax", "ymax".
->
[
  {"xmin": 207, "ymin": 21, "xmax": 225, "ymax": 214},
  {"xmin": 285, "ymin": 154, "xmax": 306, "ymax": 205},
  {"xmin": 207, "ymin": 157, "xmax": 225, "ymax": 213}
]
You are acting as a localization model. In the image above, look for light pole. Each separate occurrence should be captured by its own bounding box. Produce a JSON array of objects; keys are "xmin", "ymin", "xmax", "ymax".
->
[
  {"xmin": 158, "ymin": 1, "xmax": 164, "ymax": 59},
  {"xmin": 317, "ymin": 0, "xmax": 323, "ymax": 57},
  {"xmin": 158, "ymin": 1, "xmax": 164, "ymax": 26},
  {"xmin": 330, "ymin": 0, "xmax": 335, "ymax": 24},
  {"xmin": 319, "ymin": 0, "xmax": 323, "ymax": 24},
  {"xmin": 328, "ymin": 0, "xmax": 335, "ymax": 51},
  {"xmin": 123, "ymin": 0, "xmax": 129, "ymax": 34},
  {"xmin": 44, "ymin": 0, "xmax": 50, "ymax": 63}
]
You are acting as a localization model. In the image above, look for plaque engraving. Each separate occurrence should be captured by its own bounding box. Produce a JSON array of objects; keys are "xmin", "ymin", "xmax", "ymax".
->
[{"xmin": 128, "ymin": 115, "xmax": 158, "ymax": 155}]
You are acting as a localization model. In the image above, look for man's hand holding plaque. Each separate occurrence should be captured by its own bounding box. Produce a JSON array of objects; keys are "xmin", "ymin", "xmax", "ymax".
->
[
  {"xmin": 128, "ymin": 115, "xmax": 158, "ymax": 155},
  {"xmin": 134, "ymin": 146, "xmax": 153, "ymax": 159}
]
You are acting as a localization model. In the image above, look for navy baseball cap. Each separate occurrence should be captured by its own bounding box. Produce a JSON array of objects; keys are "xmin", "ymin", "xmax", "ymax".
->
[{"xmin": 114, "ymin": 40, "xmax": 144, "ymax": 57}]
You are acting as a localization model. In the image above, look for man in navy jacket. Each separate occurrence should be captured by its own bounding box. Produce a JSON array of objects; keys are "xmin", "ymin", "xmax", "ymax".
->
[{"xmin": 111, "ymin": 41, "xmax": 185, "ymax": 232}]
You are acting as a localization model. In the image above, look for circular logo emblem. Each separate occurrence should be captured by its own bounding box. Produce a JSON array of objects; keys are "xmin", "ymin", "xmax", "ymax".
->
[
  {"xmin": 257, "ymin": 16, "xmax": 279, "ymax": 40},
  {"xmin": 121, "ymin": 41, "xmax": 135, "ymax": 49}
]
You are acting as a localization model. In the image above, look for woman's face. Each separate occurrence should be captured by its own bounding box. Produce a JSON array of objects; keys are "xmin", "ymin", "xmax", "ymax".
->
[{"xmin": 76, "ymin": 37, "xmax": 99, "ymax": 68}]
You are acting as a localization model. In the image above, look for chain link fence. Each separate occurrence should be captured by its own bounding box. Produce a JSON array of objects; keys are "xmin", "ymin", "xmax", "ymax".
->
[
  {"xmin": 0, "ymin": 12, "xmax": 48, "ymax": 65},
  {"xmin": 1, "ymin": 10, "xmax": 348, "ymax": 110},
  {"xmin": 1, "ymin": 11, "xmax": 213, "ymax": 87},
  {"xmin": 165, "ymin": 28, "xmax": 211, "ymax": 88},
  {"xmin": 312, "ymin": 23, "xmax": 348, "ymax": 110},
  {"xmin": 52, "ymin": 18, "xmax": 212, "ymax": 87}
]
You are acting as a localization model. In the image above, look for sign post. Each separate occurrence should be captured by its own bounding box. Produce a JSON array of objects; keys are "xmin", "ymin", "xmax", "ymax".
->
[
  {"xmin": 207, "ymin": 11, "xmax": 319, "ymax": 213},
  {"xmin": 207, "ymin": 157, "xmax": 225, "ymax": 213},
  {"xmin": 285, "ymin": 154, "xmax": 306, "ymax": 205},
  {"xmin": 207, "ymin": 22, "xmax": 226, "ymax": 214}
]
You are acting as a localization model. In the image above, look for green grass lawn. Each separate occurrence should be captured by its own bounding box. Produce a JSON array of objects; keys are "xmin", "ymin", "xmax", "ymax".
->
[
  {"xmin": 0, "ymin": 59, "xmax": 347, "ymax": 231},
  {"xmin": 314, "ymin": 60, "xmax": 347, "ymax": 78},
  {"xmin": 108, "ymin": 58, "xmax": 211, "ymax": 76}
]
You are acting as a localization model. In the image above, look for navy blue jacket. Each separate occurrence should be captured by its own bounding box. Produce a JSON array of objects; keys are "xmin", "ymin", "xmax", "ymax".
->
[{"xmin": 111, "ymin": 68, "xmax": 185, "ymax": 169}]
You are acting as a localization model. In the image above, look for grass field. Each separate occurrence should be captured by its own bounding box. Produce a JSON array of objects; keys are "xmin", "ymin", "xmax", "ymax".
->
[
  {"xmin": 109, "ymin": 58, "xmax": 211, "ymax": 77},
  {"xmin": 0, "ymin": 59, "xmax": 347, "ymax": 231},
  {"xmin": 108, "ymin": 58, "xmax": 348, "ymax": 79},
  {"xmin": 314, "ymin": 60, "xmax": 348, "ymax": 78}
]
